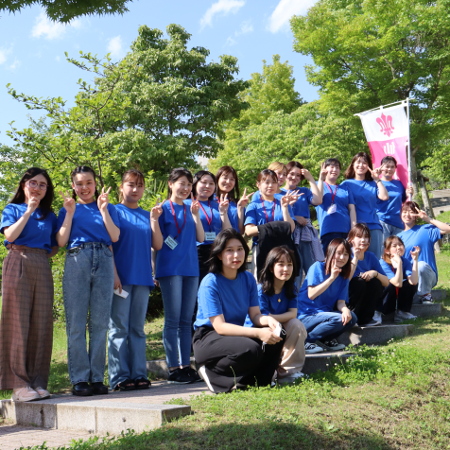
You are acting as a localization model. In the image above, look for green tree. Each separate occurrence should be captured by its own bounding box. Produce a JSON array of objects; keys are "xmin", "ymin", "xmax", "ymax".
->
[
  {"xmin": 3, "ymin": 24, "xmax": 248, "ymax": 198},
  {"xmin": 291, "ymin": 0, "xmax": 450, "ymax": 188},
  {"xmin": 0, "ymin": 0, "xmax": 132, "ymax": 22}
]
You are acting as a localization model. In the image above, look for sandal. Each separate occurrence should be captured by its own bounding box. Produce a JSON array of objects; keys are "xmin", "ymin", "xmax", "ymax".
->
[
  {"xmin": 114, "ymin": 379, "xmax": 135, "ymax": 391},
  {"xmin": 134, "ymin": 377, "xmax": 151, "ymax": 390}
]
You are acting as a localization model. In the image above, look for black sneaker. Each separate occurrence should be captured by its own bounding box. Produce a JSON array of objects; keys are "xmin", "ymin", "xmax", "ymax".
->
[
  {"xmin": 167, "ymin": 368, "xmax": 193, "ymax": 384},
  {"xmin": 91, "ymin": 382, "xmax": 109, "ymax": 395},
  {"xmin": 184, "ymin": 367, "xmax": 202, "ymax": 382},
  {"xmin": 316, "ymin": 339, "xmax": 346, "ymax": 351}
]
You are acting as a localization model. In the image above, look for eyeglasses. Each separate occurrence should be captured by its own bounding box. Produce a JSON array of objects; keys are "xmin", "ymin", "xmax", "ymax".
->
[{"xmin": 26, "ymin": 180, "xmax": 48, "ymax": 191}]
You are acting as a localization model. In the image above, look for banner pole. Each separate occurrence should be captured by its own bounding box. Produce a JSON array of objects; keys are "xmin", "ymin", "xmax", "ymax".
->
[{"xmin": 406, "ymin": 98, "xmax": 412, "ymax": 200}]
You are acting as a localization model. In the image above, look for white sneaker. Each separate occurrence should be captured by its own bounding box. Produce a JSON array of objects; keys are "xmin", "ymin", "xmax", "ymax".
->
[
  {"xmin": 395, "ymin": 310, "xmax": 417, "ymax": 323},
  {"xmin": 372, "ymin": 311, "xmax": 382, "ymax": 325},
  {"xmin": 278, "ymin": 371, "xmax": 308, "ymax": 385},
  {"xmin": 304, "ymin": 342, "xmax": 324, "ymax": 354},
  {"xmin": 11, "ymin": 386, "xmax": 41, "ymax": 402},
  {"xmin": 198, "ymin": 366, "xmax": 215, "ymax": 393},
  {"xmin": 35, "ymin": 387, "xmax": 51, "ymax": 399}
]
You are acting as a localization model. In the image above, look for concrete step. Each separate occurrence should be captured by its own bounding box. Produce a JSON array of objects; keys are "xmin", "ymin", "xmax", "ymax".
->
[
  {"xmin": 0, "ymin": 382, "xmax": 208, "ymax": 433},
  {"xmin": 410, "ymin": 302, "xmax": 443, "ymax": 317},
  {"xmin": 337, "ymin": 323, "xmax": 414, "ymax": 346},
  {"xmin": 431, "ymin": 289, "xmax": 447, "ymax": 302}
]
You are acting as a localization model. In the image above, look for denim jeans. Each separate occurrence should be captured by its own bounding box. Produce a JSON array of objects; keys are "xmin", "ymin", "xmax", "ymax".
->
[
  {"xmin": 108, "ymin": 284, "xmax": 150, "ymax": 389},
  {"xmin": 380, "ymin": 220, "xmax": 404, "ymax": 243},
  {"xmin": 159, "ymin": 276, "xmax": 198, "ymax": 369},
  {"xmin": 417, "ymin": 261, "xmax": 437, "ymax": 296},
  {"xmin": 368, "ymin": 229, "xmax": 383, "ymax": 259},
  {"xmin": 63, "ymin": 243, "xmax": 114, "ymax": 385},
  {"xmin": 300, "ymin": 311, "xmax": 358, "ymax": 343}
]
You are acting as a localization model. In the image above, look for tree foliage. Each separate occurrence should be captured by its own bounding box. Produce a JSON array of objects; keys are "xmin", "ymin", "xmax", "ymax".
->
[
  {"xmin": 291, "ymin": 0, "xmax": 450, "ymax": 187},
  {"xmin": 0, "ymin": 0, "xmax": 131, "ymax": 22},
  {"xmin": 2, "ymin": 24, "xmax": 248, "ymax": 200}
]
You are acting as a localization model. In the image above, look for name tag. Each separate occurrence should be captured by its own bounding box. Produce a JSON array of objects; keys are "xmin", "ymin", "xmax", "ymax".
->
[
  {"xmin": 164, "ymin": 235, "xmax": 178, "ymax": 250},
  {"xmin": 205, "ymin": 231, "xmax": 217, "ymax": 241},
  {"xmin": 327, "ymin": 204, "xmax": 337, "ymax": 215}
]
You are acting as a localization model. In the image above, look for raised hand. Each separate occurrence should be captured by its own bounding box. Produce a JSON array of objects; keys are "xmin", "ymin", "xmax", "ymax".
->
[
  {"xmin": 237, "ymin": 188, "xmax": 254, "ymax": 209},
  {"xmin": 320, "ymin": 162, "xmax": 328, "ymax": 181},
  {"xmin": 60, "ymin": 190, "xmax": 76, "ymax": 214},
  {"xmin": 413, "ymin": 206, "xmax": 430, "ymax": 222},
  {"xmin": 330, "ymin": 260, "xmax": 341, "ymax": 280},
  {"xmin": 151, "ymin": 200, "xmax": 164, "ymax": 220},
  {"xmin": 97, "ymin": 186, "xmax": 111, "ymax": 212},
  {"xmin": 368, "ymin": 166, "xmax": 382, "ymax": 182},
  {"xmin": 26, "ymin": 195, "xmax": 40, "ymax": 214},
  {"xmin": 301, "ymin": 168, "xmax": 314, "ymax": 182},
  {"xmin": 390, "ymin": 253, "xmax": 402, "ymax": 269},
  {"xmin": 190, "ymin": 192, "xmax": 200, "ymax": 215},
  {"xmin": 219, "ymin": 193, "xmax": 230, "ymax": 214},
  {"xmin": 281, "ymin": 190, "xmax": 302, "ymax": 206},
  {"xmin": 410, "ymin": 246, "xmax": 421, "ymax": 260}
]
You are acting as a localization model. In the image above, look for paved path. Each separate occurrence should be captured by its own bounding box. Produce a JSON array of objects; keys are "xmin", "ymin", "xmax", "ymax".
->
[{"xmin": 0, "ymin": 381, "xmax": 211, "ymax": 450}]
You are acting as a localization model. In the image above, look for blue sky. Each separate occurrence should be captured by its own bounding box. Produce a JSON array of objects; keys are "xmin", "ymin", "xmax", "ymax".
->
[{"xmin": 0, "ymin": 0, "xmax": 319, "ymax": 147}]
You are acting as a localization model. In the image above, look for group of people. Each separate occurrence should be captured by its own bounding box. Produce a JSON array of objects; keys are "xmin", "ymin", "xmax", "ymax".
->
[{"xmin": 0, "ymin": 150, "xmax": 449, "ymax": 399}]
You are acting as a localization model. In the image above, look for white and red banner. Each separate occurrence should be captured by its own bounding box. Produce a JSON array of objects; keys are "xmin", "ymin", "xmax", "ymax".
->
[{"xmin": 356, "ymin": 101, "xmax": 410, "ymax": 187}]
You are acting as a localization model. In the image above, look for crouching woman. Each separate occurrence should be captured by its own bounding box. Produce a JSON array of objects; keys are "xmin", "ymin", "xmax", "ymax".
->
[{"xmin": 193, "ymin": 229, "xmax": 284, "ymax": 393}]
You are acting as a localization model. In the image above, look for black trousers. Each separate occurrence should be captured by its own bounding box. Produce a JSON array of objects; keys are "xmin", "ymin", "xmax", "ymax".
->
[
  {"xmin": 349, "ymin": 277, "xmax": 383, "ymax": 325},
  {"xmin": 379, "ymin": 281, "xmax": 418, "ymax": 314},
  {"xmin": 193, "ymin": 326, "xmax": 284, "ymax": 393}
]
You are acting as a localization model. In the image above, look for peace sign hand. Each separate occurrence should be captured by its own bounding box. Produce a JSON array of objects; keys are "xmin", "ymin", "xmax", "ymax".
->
[
  {"xmin": 190, "ymin": 192, "xmax": 200, "ymax": 216},
  {"xmin": 60, "ymin": 190, "xmax": 76, "ymax": 215},
  {"xmin": 330, "ymin": 260, "xmax": 341, "ymax": 280},
  {"xmin": 97, "ymin": 186, "xmax": 111, "ymax": 212},
  {"xmin": 237, "ymin": 188, "xmax": 254, "ymax": 209},
  {"xmin": 320, "ymin": 162, "xmax": 328, "ymax": 181},
  {"xmin": 369, "ymin": 166, "xmax": 382, "ymax": 182},
  {"xmin": 219, "ymin": 193, "xmax": 230, "ymax": 214}
]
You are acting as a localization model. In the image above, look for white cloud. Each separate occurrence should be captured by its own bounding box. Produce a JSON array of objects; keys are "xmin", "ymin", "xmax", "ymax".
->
[
  {"xmin": 107, "ymin": 35, "xmax": 124, "ymax": 59},
  {"xmin": 225, "ymin": 20, "xmax": 253, "ymax": 47},
  {"xmin": 31, "ymin": 11, "xmax": 82, "ymax": 40},
  {"xmin": 268, "ymin": 0, "xmax": 317, "ymax": 33},
  {"xmin": 0, "ymin": 46, "xmax": 13, "ymax": 65},
  {"xmin": 8, "ymin": 59, "xmax": 21, "ymax": 71},
  {"xmin": 200, "ymin": 0, "xmax": 245, "ymax": 29}
]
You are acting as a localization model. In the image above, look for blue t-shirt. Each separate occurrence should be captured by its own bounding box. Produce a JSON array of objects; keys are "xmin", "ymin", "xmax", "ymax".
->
[
  {"xmin": 185, "ymin": 199, "xmax": 222, "ymax": 246},
  {"xmin": 251, "ymin": 190, "xmax": 285, "ymax": 202},
  {"xmin": 194, "ymin": 271, "xmax": 259, "ymax": 329},
  {"xmin": 155, "ymin": 200, "xmax": 199, "ymax": 278},
  {"xmin": 244, "ymin": 198, "xmax": 295, "ymax": 245},
  {"xmin": 297, "ymin": 261, "xmax": 349, "ymax": 319},
  {"xmin": 1, "ymin": 203, "xmax": 57, "ymax": 252},
  {"xmin": 258, "ymin": 284, "xmax": 297, "ymax": 315},
  {"xmin": 379, "ymin": 256, "xmax": 412, "ymax": 281},
  {"xmin": 352, "ymin": 251, "xmax": 386, "ymax": 278},
  {"xmin": 376, "ymin": 180, "xmax": 406, "ymax": 229},
  {"xmin": 398, "ymin": 224, "xmax": 442, "ymax": 278},
  {"xmin": 227, "ymin": 200, "xmax": 240, "ymax": 232},
  {"xmin": 340, "ymin": 179, "xmax": 382, "ymax": 231},
  {"xmin": 316, "ymin": 183, "xmax": 355, "ymax": 236},
  {"xmin": 112, "ymin": 204, "xmax": 154, "ymax": 287},
  {"xmin": 282, "ymin": 187, "xmax": 314, "ymax": 218}
]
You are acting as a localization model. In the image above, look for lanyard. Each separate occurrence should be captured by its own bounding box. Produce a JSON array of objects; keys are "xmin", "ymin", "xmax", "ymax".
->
[
  {"xmin": 325, "ymin": 183, "xmax": 338, "ymax": 204},
  {"xmin": 199, "ymin": 200, "xmax": 213, "ymax": 231},
  {"xmin": 261, "ymin": 199, "xmax": 276, "ymax": 223},
  {"xmin": 169, "ymin": 200, "xmax": 187, "ymax": 236}
]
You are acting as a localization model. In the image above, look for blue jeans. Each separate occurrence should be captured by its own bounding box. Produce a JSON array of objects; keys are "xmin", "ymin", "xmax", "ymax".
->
[
  {"xmin": 368, "ymin": 229, "xmax": 383, "ymax": 259},
  {"xmin": 108, "ymin": 284, "xmax": 150, "ymax": 389},
  {"xmin": 63, "ymin": 243, "xmax": 114, "ymax": 385},
  {"xmin": 300, "ymin": 311, "xmax": 358, "ymax": 343},
  {"xmin": 159, "ymin": 276, "xmax": 198, "ymax": 369},
  {"xmin": 417, "ymin": 261, "xmax": 437, "ymax": 297},
  {"xmin": 380, "ymin": 220, "xmax": 404, "ymax": 243}
]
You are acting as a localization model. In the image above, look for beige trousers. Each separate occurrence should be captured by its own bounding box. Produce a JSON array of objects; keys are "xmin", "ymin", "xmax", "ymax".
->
[{"xmin": 277, "ymin": 318, "xmax": 307, "ymax": 378}]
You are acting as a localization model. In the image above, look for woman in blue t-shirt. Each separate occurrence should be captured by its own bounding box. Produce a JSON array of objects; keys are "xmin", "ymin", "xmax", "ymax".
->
[
  {"xmin": 347, "ymin": 223, "xmax": 389, "ymax": 326},
  {"xmin": 377, "ymin": 235, "xmax": 419, "ymax": 324},
  {"xmin": 193, "ymin": 228, "xmax": 284, "ymax": 393},
  {"xmin": 398, "ymin": 201, "xmax": 450, "ymax": 303},
  {"xmin": 257, "ymin": 246, "xmax": 307, "ymax": 384},
  {"xmin": 108, "ymin": 169, "xmax": 163, "ymax": 391},
  {"xmin": 187, "ymin": 170, "xmax": 231, "ymax": 283},
  {"xmin": 297, "ymin": 238, "xmax": 357, "ymax": 354},
  {"xmin": 341, "ymin": 152, "xmax": 389, "ymax": 258},
  {"xmin": 57, "ymin": 166, "xmax": 120, "ymax": 397},
  {"xmin": 0, "ymin": 168, "xmax": 57, "ymax": 402},
  {"xmin": 156, "ymin": 168, "xmax": 204, "ymax": 384}
]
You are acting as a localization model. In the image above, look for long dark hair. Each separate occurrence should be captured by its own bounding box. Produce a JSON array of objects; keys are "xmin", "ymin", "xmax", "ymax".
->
[
  {"xmin": 325, "ymin": 238, "xmax": 352, "ymax": 279},
  {"xmin": 193, "ymin": 170, "xmax": 216, "ymax": 201},
  {"xmin": 345, "ymin": 152, "xmax": 373, "ymax": 181},
  {"xmin": 259, "ymin": 246, "xmax": 297, "ymax": 299},
  {"xmin": 10, "ymin": 167, "xmax": 54, "ymax": 219},
  {"xmin": 167, "ymin": 168, "xmax": 193, "ymax": 199},
  {"xmin": 216, "ymin": 166, "xmax": 240, "ymax": 202},
  {"xmin": 209, "ymin": 228, "xmax": 249, "ymax": 274},
  {"xmin": 71, "ymin": 166, "xmax": 99, "ymax": 200}
]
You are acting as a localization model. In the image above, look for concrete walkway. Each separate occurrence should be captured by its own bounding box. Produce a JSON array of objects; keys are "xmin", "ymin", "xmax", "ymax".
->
[{"xmin": 0, "ymin": 381, "xmax": 211, "ymax": 450}]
